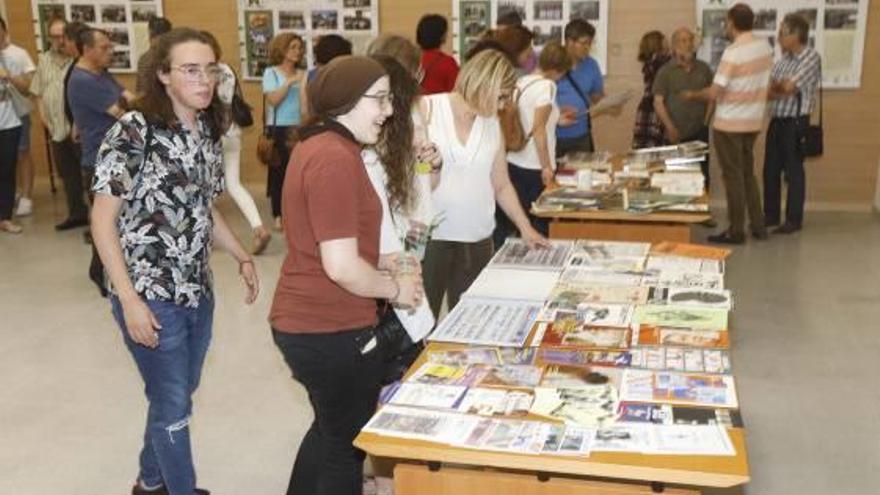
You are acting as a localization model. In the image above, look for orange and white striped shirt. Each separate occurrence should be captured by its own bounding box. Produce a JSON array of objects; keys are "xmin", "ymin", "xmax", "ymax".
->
[{"xmin": 712, "ymin": 33, "xmax": 773, "ymax": 133}]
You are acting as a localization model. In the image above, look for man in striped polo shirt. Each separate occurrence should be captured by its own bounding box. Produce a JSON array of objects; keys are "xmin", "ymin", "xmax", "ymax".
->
[
  {"xmin": 683, "ymin": 3, "xmax": 773, "ymax": 244},
  {"xmin": 764, "ymin": 13, "xmax": 821, "ymax": 234}
]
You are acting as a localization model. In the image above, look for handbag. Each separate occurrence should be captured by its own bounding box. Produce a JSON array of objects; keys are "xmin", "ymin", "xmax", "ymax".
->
[
  {"xmin": 229, "ymin": 68, "xmax": 254, "ymax": 128},
  {"xmin": 797, "ymin": 60, "xmax": 823, "ymax": 158},
  {"xmin": 256, "ymin": 69, "xmax": 278, "ymax": 166},
  {"xmin": 499, "ymin": 99, "xmax": 527, "ymax": 152},
  {"xmin": 372, "ymin": 307, "xmax": 421, "ymax": 385},
  {"xmin": 0, "ymin": 56, "xmax": 33, "ymax": 118}
]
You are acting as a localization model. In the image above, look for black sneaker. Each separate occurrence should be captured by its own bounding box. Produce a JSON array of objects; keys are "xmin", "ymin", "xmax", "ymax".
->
[
  {"xmin": 55, "ymin": 217, "xmax": 89, "ymax": 231},
  {"xmin": 751, "ymin": 229, "xmax": 769, "ymax": 240},
  {"xmin": 131, "ymin": 484, "xmax": 210, "ymax": 495},
  {"xmin": 772, "ymin": 223, "xmax": 801, "ymax": 234},
  {"xmin": 707, "ymin": 232, "xmax": 745, "ymax": 245}
]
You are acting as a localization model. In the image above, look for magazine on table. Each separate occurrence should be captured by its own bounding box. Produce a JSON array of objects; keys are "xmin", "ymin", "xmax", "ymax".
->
[
  {"xmin": 407, "ymin": 363, "xmax": 490, "ymax": 387},
  {"xmin": 591, "ymin": 423, "xmax": 657, "ymax": 453},
  {"xmin": 645, "ymin": 255, "xmax": 725, "ymax": 274},
  {"xmin": 634, "ymin": 304, "xmax": 728, "ymax": 331},
  {"xmin": 489, "ymin": 238, "xmax": 575, "ymax": 271},
  {"xmin": 530, "ymin": 385, "xmax": 619, "ymax": 428},
  {"xmin": 558, "ymin": 268, "xmax": 646, "ymax": 289},
  {"xmin": 657, "ymin": 271, "xmax": 724, "ymax": 290},
  {"xmin": 565, "ymin": 254, "xmax": 647, "ymax": 272},
  {"xmin": 386, "ymin": 383, "xmax": 468, "ymax": 410},
  {"xmin": 464, "ymin": 268, "xmax": 561, "ymax": 302},
  {"xmin": 478, "ymin": 365, "xmax": 545, "ymax": 388},
  {"xmin": 650, "ymin": 241, "xmax": 732, "ymax": 260},
  {"xmin": 362, "ymin": 405, "xmax": 482, "ymax": 444},
  {"xmin": 540, "ymin": 286, "xmax": 650, "ymax": 319},
  {"xmin": 542, "ymin": 315, "xmax": 632, "ymax": 350},
  {"xmin": 617, "ymin": 402, "xmax": 744, "ymax": 428},
  {"xmin": 498, "ymin": 347, "xmax": 538, "ymax": 365},
  {"xmin": 428, "ymin": 296, "xmax": 542, "ymax": 347},
  {"xmin": 456, "ymin": 388, "xmax": 534, "ymax": 417},
  {"xmin": 540, "ymin": 365, "xmax": 624, "ymax": 389},
  {"xmin": 538, "ymin": 348, "xmax": 633, "ymax": 368},
  {"xmin": 649, "ymin": 424, "xmax": 735, "ymax": 456},
  {"xmin": 630, "ymin": 347, "xmax": 732, "ymax": 374},
  {"xmin": 426, "ymin": 347, "xmax": 502, "ymax": 366},
  {"xmin": 620, "ymin": 369, "xmax": 739, "ymax": 409},
  {"xmin": 571, "ymin": 240, "xmax": 651, "ymax": 260},
  {"xmin": 634, "ymin": 326, "xmax": 730, "ymax": 349}
]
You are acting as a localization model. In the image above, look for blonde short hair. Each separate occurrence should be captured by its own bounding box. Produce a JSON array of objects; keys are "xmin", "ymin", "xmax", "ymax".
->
[
  {"xmin": 454, "ymin": 49, "xmax": 517, "ymax": 116},
  {"xmin": 268, "ymin": 32, "xmax": 303, "ymax": 66},
  {"xmin": 367, "ymin": 34, "xmax": 421, "ymax": 76}
]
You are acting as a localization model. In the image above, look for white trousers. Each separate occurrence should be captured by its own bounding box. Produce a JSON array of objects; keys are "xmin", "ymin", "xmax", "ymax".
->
[{"xmin": 222, "ymin": 132, "xmax": 263, "ymax": 229}]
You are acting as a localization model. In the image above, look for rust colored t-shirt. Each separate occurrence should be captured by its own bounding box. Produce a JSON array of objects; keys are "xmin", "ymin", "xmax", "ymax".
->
[{"xmin": 270, "ymin": 123, "xmax": 382, "ymax": 333}]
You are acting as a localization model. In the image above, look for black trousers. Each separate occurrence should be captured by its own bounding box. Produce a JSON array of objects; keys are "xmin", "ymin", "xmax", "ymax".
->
[
  {"xmin": 555, "ymin": 132, "xmax": 594, "ymax": 158},
  {"xmin": 267, "ymin": 126, "xmax": 294, "ymax": 218},
  {"xmin": 683, "ymin": 126, "xmax": 711, "ymax": 192},
  {"xmin": 493, "ymin": 163, "xmax": 549, "ymax": 249},
  {"xmin": 53, "ymin": 137, "xmax": 88, "ymax": 221},
  {"xmin": 763, "ymin": 117, "xmax": 807, "ymax": 227},
  {"xmin": 273, "ymin": 326, "xmax": 387, "ymax": 495},
  {"xmin": 0, "ymin": 126, "xmax": 22, "ymax": 220}
]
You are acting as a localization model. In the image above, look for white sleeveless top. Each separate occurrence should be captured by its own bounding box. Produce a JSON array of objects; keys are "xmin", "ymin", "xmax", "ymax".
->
[{"xmin": 425, "ymin": 93, "xmax": 503, "ymax": 243}]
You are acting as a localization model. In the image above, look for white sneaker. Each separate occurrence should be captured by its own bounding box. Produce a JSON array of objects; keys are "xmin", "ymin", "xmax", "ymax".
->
[{"xmin": 14, "ymin": 197, "xmax": 33, "ymax": 217}]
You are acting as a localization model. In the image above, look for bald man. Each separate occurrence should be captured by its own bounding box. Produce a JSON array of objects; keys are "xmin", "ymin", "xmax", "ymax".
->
[{"xmin": 652, "ymin": 28, "xmax": 714, "ymax": 188}]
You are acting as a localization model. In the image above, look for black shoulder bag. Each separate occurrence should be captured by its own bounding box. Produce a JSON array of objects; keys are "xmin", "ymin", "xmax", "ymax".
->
[
  {"xmin": 565, "ymin": 71, "xmax": 596, "ymax": 152},
  {"xmin": 797, "ymin": 59, "xmax": 823, "ymax": 158},
  {"xmin": 229, "ymin": 67, "xmax": 254, "ymax": 128}
]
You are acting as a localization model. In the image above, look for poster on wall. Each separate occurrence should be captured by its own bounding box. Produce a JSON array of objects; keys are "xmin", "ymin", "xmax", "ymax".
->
[
  {"xmin": 696, "ymin": 0, "xmax": 870, "ymax": 89},
  {"xmin": 452, "ymin": 0, "xmax": 610, "ymax": 74},
  {"xmin": 30, "ymin": 0, "xmax": 162, "ymax": 73},
  {"xmin": 237, "ymin": 0, "xmax": 380, "ymax": 80}
]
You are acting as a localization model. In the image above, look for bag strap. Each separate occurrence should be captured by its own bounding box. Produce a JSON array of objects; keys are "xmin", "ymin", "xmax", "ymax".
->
[
  {"xmin": 262, "ymin": 67, "xmax": 278, "ymax": 135},
  {"xmin": 565, "ymin": 71, "xmax": 593, "ymax": 132},
  {"xmin": 517, "ymin": 76, "xmax": 553, "ymax": 141},
  {"xmin": 795, "ymin": 56, "xmax": 822, "ymax": 126}
]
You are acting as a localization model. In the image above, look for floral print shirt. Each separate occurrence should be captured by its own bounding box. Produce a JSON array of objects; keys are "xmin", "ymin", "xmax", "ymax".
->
[{"xmin": 92, "ymin": 111, "xmax": 224, "ymax": 308}]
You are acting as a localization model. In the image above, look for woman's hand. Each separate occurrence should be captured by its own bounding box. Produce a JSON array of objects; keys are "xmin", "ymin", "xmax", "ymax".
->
[
  {"xmin": 416, "ymin": 142, "xmax": 442, "ymax": 171},
  {"xmin": 541, "ymin": 167, "xmax": 555, "ymax": 187},
  {"xmin": 239, "ymin": 260, "xmax": 260, "ymax": 304},
  {"xmin": 392, "ymin": 276, "xmax": 424, "ymax": 309}
]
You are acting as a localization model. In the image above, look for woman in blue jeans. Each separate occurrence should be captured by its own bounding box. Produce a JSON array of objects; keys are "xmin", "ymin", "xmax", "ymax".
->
[{"xmin": 91, "ymin": 29, "xmax": 258, "ymax": 495}]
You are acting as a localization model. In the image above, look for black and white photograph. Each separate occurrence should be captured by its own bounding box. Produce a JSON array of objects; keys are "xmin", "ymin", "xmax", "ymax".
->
[
  {"xmin": 101, "ymin": 4, "xmax": 128, "ymax": 23},
  {"xmin": 497, "ymin": 1, "xmax": 526, "ymax": 23},
  {"xmin": 106, "ymin": 27, "xmax": 130, "ymax": 47},
  {"xmin": 826, "ymin": 0, "xmax": 859, "ymax": 4},
  {"xmin": 754, "ymin": 9, "xmax": 777, "ymax": 31},
  {"xmin": 570, "ymin": 0, "xmax": 600, "ymax": 21},
  {"xmin": 464, "ymin": 20, "xmax": 487, "ymax": 36},
  {"xmin": 702, "ymin": 9, "xmax": 727, "ymax": 38},
  {"xmin": 532, "ymin": 25, "xmax": 563, "ymax": 46},
  {"xmin": 131, "ymin": 5, "xmax": 157, "ymax": 23},
  {"xmin": 279, "ymin": 11, "xmax": 306, "ymax": 30},
  {"xmin": 795, "ymin": 8, "xmax": 819, "ymax": 29},
  {"xmin": 70, "ymin": 4, "xmax": 96, "ymax": 23},
  {"xmin": 534, "ymin": 0, "xmax": 564, "ymax": 21},
  {"xmin": 343, "ymin": 0, "xmax": 372, "ymax": 7},
  {"xmin": 110, "ymin": 50, "xmax": 131, "ymax": 70},
  {"xmin": 462, "ymin": 1, "xmax": 489, "ymax": 20},
  {"xmin": 311, "ymin": 9, "xmax": 338, "ymax": 30},
  {"xmin": 343, "ymin": 10, "xmax": 372, "ymax": 31},
  {"xmin": 825, "ymin": 8, "xmax": 859, "ymax": 29}
]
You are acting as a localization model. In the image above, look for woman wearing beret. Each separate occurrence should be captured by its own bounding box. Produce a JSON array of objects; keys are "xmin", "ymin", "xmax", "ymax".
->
[{"xmin": 270, "ymin": 56, "xmax": 422, "ymax": 495}]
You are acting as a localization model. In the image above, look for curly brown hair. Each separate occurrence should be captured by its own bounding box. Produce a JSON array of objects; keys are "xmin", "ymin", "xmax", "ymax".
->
[
  {"xmin": 268, "ymin": 32, "xmax": 303, "ymax": 66},
  {"xmin": 370, "ymin": 55, "xmax": 419, "ymax": 215},
  {"xmin": 131, "ymin": 28, "xmax": 225, "ymax": 140}
]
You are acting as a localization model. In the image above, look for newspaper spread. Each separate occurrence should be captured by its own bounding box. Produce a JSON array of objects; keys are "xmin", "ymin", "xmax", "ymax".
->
[
  {"xmin": 489, "ymin": 239, "xmax": 575, "ymax": 271},
  {"xmin": 429, "ymin": 297, "xmax": 542, "ymax": 347}
]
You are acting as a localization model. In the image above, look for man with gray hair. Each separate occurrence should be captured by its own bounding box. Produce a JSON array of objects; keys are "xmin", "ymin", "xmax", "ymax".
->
[{"xmin": 763, "ymin": 13, "xmax": 820, "ymax": 234}]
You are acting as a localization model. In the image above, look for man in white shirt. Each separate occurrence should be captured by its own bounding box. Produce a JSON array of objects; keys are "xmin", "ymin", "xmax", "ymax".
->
[{"xmin": 0, "ymin": 16, "xmax": 36, "ymax": 234}]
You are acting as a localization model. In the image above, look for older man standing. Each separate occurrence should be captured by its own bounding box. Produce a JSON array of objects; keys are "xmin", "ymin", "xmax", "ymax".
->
[
  {"xmin": 31, "ymin": 17, "xmax": 88, "ymax": 230},
  {"xmin": 764, "ymin": 13, "xmax": 821, "ymax": 234},
  {"xmin": 683, "ymin": 4, "xmax": 773, "ymax": 244}
]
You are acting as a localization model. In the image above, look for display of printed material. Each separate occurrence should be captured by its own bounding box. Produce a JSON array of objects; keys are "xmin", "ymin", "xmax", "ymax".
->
[
  {"xmin": 408, "ymin": 363, "xmax": 490, "ymax": 387},
  {"xmin": 478, "ymin": 365, "xmax": 544, "ymax": 388},
  {"xmin": 489, "ymin": 238, "xmax": 575, "ymax": 271},
  {"xmin": 645, "ymin": 256, "xmax": 724, "ymax": 274},
  {"xmin": 456, "ymin": 388, "xmax": 533, "ymax": 416},
  {"xmin": 572, "ymin": 240, "xmax": 651, "ymax": 260},
  {"xmin": 542, "ymin": 318, "xmax": 631, "ymax": 350},
  {"xmin": 650, "ymin": 172, "xmax": 705, "ymax": 197},
  {"xmin": 566, "ymin": 254, "xmax": 646, "ymax": 272},
  {"xmin": 465, "ymin": 268, "xmax": 561, "ymax": 301},
  {"xmin": 481, "ymin": 420, "xmax": 524, "ymax": 450},
  {"xmin": 557, "ymin": 426, "xmax": 594, "ymax": 456},
  {"xmin": 657, "ymin": 271, "xmax": 724, "ymax": 290},
  {"xmin": 542, "ymin": 287, "xmax": 651, "ymax": 317},
  {"xmin": 387, "ymin": 383, "xmax": 467, "ymax": 410},
  {"xmin": 363, "ymin": 405, "xmax": 481, "ymax": 444},
  {"xmin": 634, "ymin": 305, "xmax": 728, "ymax": 331},
  {"xmin": 620, "ymin": 369, "xmax": 738, "ymax": 409},
  {"xmin": 635, "ymin": 326, "xmax": 730, "ymax": 350},
  {"xmin": 617, "ymin": 403, "xmax": 744, "ymax": 428},
  {"xmin": 650, "ymin": 241, "xmax": 732, "ymax": 260},
  {"xmin": 540, "ymin": 297, "xmax": 636, "ymax": 325},
  {"xmin": 592, "ymin": 423, "xmax": 656, "ymax": 453},
  {"xmin": 531, "ymin": 385, "xmax": 618, "ymax": 427},
  {"xmin": 559, "ymin": 268, "xmax": 646, "ymax": 288},
  {"xmin": 428, "ymin": 297, "xmax": 541, "ymax": 347},
  {"xmin": 630, "ymin": 348, "xmax": 731, "ymax": 374},
  {"xmin": 508, "ymin": 421, "xmax": 551, "ymax": 454},
  {"xmin": 538, "ymin": 349, "xmax": 633, "ymax": 368},
  {"xmin": 541, "ymin": 365, "xmax": 623, "ymax": 389},
  {"xmin": 427, "ymin": 347, "xmax": 501, "ymax": 366},
  {"xmin": 650, "ymin": 424, "xmax": 735, "ymax": 456},
  {"xmin": 498, "ymin": 348, "xmax": 537, "ymax": 365},
  {"xmin": 665, "ymin": 288, "xmax": 732, "ymax": 309}
]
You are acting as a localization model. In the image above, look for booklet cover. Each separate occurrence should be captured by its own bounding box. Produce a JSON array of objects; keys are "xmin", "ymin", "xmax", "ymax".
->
[{"xmin": 620, "ymin": 369, "xmax": 739, "ymax": 409}]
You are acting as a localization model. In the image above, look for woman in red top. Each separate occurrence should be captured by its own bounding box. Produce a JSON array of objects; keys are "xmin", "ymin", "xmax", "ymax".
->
[
  {"xmin": 417, "ymin": 14, "xmax": 459, "ymax": 94},
  {"xmin": 270, "ymin": 56, "xmax": 422, "ymax": 495}
]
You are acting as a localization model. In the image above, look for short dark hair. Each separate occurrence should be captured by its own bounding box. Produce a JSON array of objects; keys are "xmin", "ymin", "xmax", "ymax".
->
[
  {"xmin": 783, "ymin": 13, "xmax": 810, "ymax": 45},
  {"xmin": 497, "ymin": 11, "xmax": 523, "ymax": 28},
  {"xmin": 148, "ymin": 17, "xmax": 172, "ymax": 40},
  {"xmin": 416, "ymin": 14, "xmax": 448, "ymax": 50},
  {"xmin": 63, "ymin": 21, "xmax": 88, "ymax": 43},
  {"xmin": 314, "ymin": 34, "xmax": 352, "ymax": 65},
  {"xmin": 727, "ymin": 3, "xmax": 755, "ymax": 32},
  {"xmin": 463, "ymin": 40, "xmax": 507, "ymax": 64},
  {"xmin": 564, "ymin": 19, "xmax": 596, "ymax": 42},
  {"xmin": 77, "ymin": 28, "xmax": 110, "ymax": 54}
]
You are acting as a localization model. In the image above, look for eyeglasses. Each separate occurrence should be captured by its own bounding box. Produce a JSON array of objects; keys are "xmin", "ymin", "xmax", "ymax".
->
[
  {"xmin": 363, "ymin": 92, "xmax": 393, "ymax": 107},
  {"xmin": 171, "ymin": 63, "xmax": 223, "ymax": 83}
]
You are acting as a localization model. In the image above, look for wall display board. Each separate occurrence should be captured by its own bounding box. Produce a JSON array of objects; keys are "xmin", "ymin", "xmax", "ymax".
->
[
  {"xmin": 30, "ymin": 0, "xmax": 162, "ymax": 73},
  {"xmin": 237, "ymin": 0, "xmax": 380, "ymax": 80},
  {"xmin": 697, "ymin": 0, "xmax": 870, "ymax": 88},
  {"xmin": 452, "ymin": 0, "xmax": 609, "ymax": 74}
]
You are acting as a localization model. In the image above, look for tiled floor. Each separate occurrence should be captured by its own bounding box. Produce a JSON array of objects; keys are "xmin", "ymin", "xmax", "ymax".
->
[{"xmin": 1, "ymin": 183, "xmax": 879, "ymax": 494}]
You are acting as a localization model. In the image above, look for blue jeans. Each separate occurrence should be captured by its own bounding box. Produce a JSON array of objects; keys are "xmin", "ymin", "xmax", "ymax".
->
[{"xmin": 111, "ymin": 295, "xmax": 214, "ymax": 495}]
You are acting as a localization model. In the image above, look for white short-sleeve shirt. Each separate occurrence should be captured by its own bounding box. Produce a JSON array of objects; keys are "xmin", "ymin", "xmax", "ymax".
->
[
  {"xmin": 0, "ymin": 44, "xmax": 36, "ymax": 131},
  {"xmin": 507, "ymin": 74, "xmax": 559, "ymax": 170}
]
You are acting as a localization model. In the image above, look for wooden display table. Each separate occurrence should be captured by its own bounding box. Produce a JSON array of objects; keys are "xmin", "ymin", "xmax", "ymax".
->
[
  {"xmin": 536, "ymin": 207, "xmax": 710, "ymax": 244},
  {"xmin": 355, "ymin": 342, "xmax": 750, "ymax": 495}
]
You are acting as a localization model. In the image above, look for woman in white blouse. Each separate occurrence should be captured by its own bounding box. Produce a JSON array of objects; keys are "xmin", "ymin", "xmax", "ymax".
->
[{"xmin": 421, "ymin": 49, "xmax": 548, "ymax": 318}]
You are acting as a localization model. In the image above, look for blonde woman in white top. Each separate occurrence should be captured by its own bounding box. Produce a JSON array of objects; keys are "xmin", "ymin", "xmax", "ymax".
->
[
  {"xmin": 496, "ymin": 41, "xmax": 573, "ymax": 244},
  {"xmin": 421, "ymin": 49, "xmax": 549, "ymax": 318}
]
